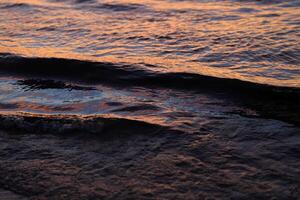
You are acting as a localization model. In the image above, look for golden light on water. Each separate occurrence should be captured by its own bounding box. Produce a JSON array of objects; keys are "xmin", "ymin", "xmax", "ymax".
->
[{"xmin": 0, "ymin": 0, "xmax": 299, "ymax": 87}]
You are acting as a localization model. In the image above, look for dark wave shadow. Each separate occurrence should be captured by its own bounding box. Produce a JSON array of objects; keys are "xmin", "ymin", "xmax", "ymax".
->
[
  {"xmin": 0, "ymin": 113, "xmax": 169, "ymax": 138},
  {"xmin": 0, "ymin": 54, "xmax": 299, "ymax": 125}
]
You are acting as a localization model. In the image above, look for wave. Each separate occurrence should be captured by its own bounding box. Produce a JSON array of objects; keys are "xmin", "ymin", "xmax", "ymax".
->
[
  {"xmin": 48, "ymin": 0, "xmax": 147, "ymax": 12},
  {"xmin": 0, "ymin": 112, "xmax": 170, "ymax": 137},
  {"xmin": 0, "ymin": 54, "xmax": 299, "ymax": 127},
  {"xmin": 0, "ymin": 54, "xmax": 299, "ymax": 95},
  {"xmin": 0, "ymin": 3, "xmax": 31, "ymax": 9}
]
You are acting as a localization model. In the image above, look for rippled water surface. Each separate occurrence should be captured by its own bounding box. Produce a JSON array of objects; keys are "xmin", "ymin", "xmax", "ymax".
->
[
  {"xmin": 0, "ymin": 0, "xmax": 299, "ymax": 87},
  {"xmin": 0, "ymin": 1, "xmax": 300, "ymax": 199}
]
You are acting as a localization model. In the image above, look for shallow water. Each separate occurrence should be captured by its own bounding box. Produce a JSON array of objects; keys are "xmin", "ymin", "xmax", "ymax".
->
[
  {"xmin": 0, "ymin": 77, "xmax": 256, "ymax": 133},
  {"xmin": 0, "ymin": 1, "xmax": 299, "ymax": 199},
  {"xmin": 0, "ymin": 0, "xmax": 299, "ymax": 87}
]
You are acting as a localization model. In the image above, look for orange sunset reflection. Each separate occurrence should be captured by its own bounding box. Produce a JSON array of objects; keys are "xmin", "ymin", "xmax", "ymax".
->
[{"xmin": 0, "ymin": 0, "xmax": 299, "ymax": 87}]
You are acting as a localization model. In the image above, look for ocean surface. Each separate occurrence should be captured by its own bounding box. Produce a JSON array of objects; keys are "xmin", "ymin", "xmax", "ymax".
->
[
  {"xmin": 0, "ymin": 0, "xmax": 300, "ymax": 87},
  {"xmin": 0, "ymin": 0, "xmax": 299, "ymax": 199}
]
